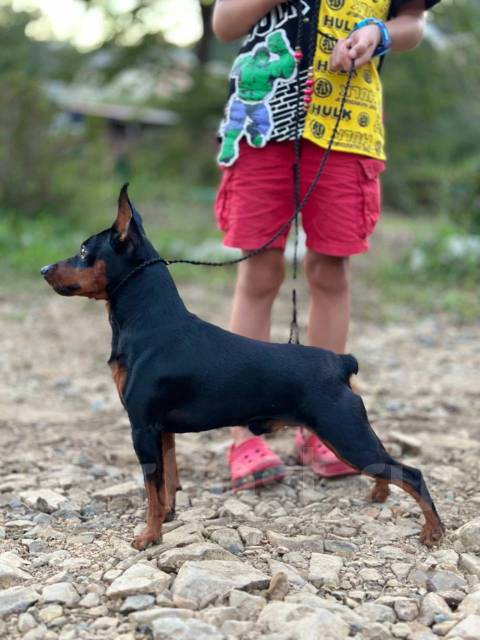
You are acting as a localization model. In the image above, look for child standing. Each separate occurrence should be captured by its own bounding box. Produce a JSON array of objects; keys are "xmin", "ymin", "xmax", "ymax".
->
[{"xmin": 212, "ymin": 0, "xmax": 441, "ymax": 491}]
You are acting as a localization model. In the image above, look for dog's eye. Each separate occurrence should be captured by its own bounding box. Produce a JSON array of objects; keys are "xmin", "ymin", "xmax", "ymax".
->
[{"xmin": 79, "ymin": 246, "xmax": 88, "ymax": 261}]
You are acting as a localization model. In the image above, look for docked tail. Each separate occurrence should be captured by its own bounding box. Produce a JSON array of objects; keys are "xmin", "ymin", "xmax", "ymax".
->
[{"xmin": 340, "ymin": 354, "xmax": 359, "ymax": 382}]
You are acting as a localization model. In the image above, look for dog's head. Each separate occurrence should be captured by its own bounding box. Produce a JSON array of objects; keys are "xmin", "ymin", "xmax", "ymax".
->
[{"xmin": 41, "ymin": 184, "xmax": 157, "ymax": 299}]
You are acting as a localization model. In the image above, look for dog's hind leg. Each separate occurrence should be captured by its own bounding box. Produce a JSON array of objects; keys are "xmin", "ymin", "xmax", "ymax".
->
[
  {"xmin": 131, "ymin": 423, "xmax": 167, "ymax": 550},
  {"xmin": 307, "ymin": 389, "xmax": 444, "ymax": 547},
  {"xmin": 162, "ymin": 432, "xmax": 178, "ymax": 522}
]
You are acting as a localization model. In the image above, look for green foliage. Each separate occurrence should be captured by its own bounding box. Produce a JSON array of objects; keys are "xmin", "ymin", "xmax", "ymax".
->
[
  {"xmin": 0, "ymin": 8, "xmax": 115, "ymax": 220},
  {"xmin": 383, "ymin": 0, "xmax": 480, "ymax": 232}
]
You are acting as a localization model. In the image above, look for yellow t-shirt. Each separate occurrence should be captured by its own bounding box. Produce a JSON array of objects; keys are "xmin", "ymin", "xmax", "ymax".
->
[{"xmin": 304, "ymin": 0, "xmax": 390, "ymax": 160}]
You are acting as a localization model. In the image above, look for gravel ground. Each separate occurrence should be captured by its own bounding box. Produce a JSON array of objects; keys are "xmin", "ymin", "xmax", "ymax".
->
[{"xmin": 0, "ymin": 281, "xmax": 479, "ymax": 640}]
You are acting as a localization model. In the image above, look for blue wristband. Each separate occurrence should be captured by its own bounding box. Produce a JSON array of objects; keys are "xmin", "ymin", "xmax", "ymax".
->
[{"xmin": 351, "ymin": 18, "xmax": 391, "ymax": 58}]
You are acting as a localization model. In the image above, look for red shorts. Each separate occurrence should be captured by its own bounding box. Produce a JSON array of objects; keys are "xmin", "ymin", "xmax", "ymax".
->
[{"xmin": 214, "ymin": 139, "xmax": 385, "ymax": 256}]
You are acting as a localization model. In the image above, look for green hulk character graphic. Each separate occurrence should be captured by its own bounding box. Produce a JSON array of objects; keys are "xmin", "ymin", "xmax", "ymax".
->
[{"xmin": 218, "ymin": 30, "xmax": 296, "ymax": 166}]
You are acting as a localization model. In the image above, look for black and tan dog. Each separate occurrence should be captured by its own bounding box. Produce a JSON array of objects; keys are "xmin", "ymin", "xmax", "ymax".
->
[{"xmin": 41, "ymin": 186, "xmax": 444, "ymax": 550}]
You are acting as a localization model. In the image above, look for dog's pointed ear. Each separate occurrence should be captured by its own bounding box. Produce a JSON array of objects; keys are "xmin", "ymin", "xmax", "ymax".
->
[{"xmin": 115, "ymin": 183, "xmax": 133, "ymax": 241}]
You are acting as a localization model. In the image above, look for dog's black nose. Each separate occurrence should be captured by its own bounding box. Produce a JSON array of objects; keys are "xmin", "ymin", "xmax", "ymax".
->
[{"xmin": 41, "ymin": 264, "xmax": 56, "ymax": 277}]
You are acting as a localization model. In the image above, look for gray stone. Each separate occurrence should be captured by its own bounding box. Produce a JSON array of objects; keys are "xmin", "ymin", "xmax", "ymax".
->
[
  {"xmin": 120, "ymin": 594, "xmax": 155, "ymax": 613},
  {"xmin": 151, "ymin": 617, "xmax": 226, "ymax": 640},
  {"xmin": 107, "ymin": 563, "xmax": 171, "ymax": 597},
  {"xmin": 324, "ymin": 539, "xmax": 358, "ymax": 557},
  {"xmin": 446, "ymin": 615, "xmax": 480, "ymax": 639},
  {"xmin": 356, "ymin": 603, "xmax": 396, "ymax": 624},
  {"xmin": 268, "ymin": 559, "xmax": 307, "ymax": 587},
  {"xmin": 238, "ymin": 525, "xmax": 264, "ymax": 546},
  {"xmin": 221, "ymin": 620, "xmax": 255, "ymax": 636},
  {"xmin": 91, "ymin": 616, "xmax": 118, "ymax": 630},
  {"xmin": 158, "ymin": 522, "xmax": 205, "ymax": 549},
  {"xmin": 418, "ymin": 592, "xmax": 451, "ymax": 626},
  {"xmin": 0, "ymin": 561, "xmax": 31, "ymax": 588},
  {"xmin": 229, "ymin": 589, "xmax": 266, "ymax": 620},
  {"xmin": 79, "ymin": 592, "xmax": 100, "ymax": 608},
  {"xmin": 394, "ymin": 598, "xmax": 419, "ymax": 622},
  {"xmin": 426, "ymin": 570, "xmax": 467, "ymax": 592},
  {"xmin": 359, "ymin": 568, "xmax": 383, "ymax": 583},
  {"xmin": 456, "ymin": 518, "xmax": 480, "ymax": 552},
  {"xmin": 20, "ymin": 489, "xmax": 70, "ymax": 514},
  {"xmin": 157, "ymin": 542, "xmax": 237, "ymax": 571},
  {"xmin": 129, "ymin": 607, "xmax": 195, "ymax": 624},
  {"xmin": 209, "ymin": 528, "xmax": 244, "ymax": 554},
  {"xmin": 42, "ymin": 582, "xmax": 79, "ymax": 606},
  {"xmin": 93, "ymin": 481, "xmax": 143, "ymax": 500},
  {"xmin": 285, "ymin": 592, "xmax": 364, "ymax": 629},
  {"xmin": 173, "ymin": 560, "xmax": 269, "ymax": 608},
  {"xmin": 38, "ymin": 604, "xmax": 63, "ymax": 623},
  {"xmin": 18, "ymin": 612, "xmax": 37, "ymax": 633},
  {"xmin": 460, "ymin": 553, "xmax": 480, "ymax": 577},
  {"xmin": 268, "ymin": 531, "xmax": 324, "ymax": 553},
  {"xmin": 259, "ymin": 602, "xmax": 350, "ymax": 639},
  {"xmin": 220, "ymin": 498, "xmax": 253, "ymax": 519},
  {"xmin": 23, "ymin": 624, "xmax": 48, "ymax": 640},
  {"xmin": 362, "ymin": 622, "xmax": 392, "ymax": 640},
  {"xmin": 199, "ymin": 606, "xmax": 239, "ymax": 627},
  {"xmin": 0, "ymin": 586, "xmax": 40, "ymax": 617},
  {"xmin": 308, "ymin": 553, "xmax": 343, "ymax": 588},
  {"xmin": 458, "ymin": 591, "xmax": 480, "ymax": 616}
]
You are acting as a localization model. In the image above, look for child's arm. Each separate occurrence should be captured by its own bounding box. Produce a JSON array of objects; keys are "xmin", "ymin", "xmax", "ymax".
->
[
  {"xmin": 330, "ymin": 0, "xmax": 426, "ymax": 72},
  {"xmin": 212, "ymin": 0, "xmax": 288, "ymax": 42}
]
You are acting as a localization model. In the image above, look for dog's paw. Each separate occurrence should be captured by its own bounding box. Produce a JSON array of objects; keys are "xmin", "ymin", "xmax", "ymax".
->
[
  {"xmin": 369, "ymin": 480, "xmax": 390, "ymax": 503},
  {"xmin": 164, "ymin": 508, "xmax": 176, "ymax": 523},
  {"xmin": 420, "ymin": 521, "xmax": 445, "ymax": 547},
  {"xmin": 132, "ymin": 528, "xmax": 162, "ymax": 551}
]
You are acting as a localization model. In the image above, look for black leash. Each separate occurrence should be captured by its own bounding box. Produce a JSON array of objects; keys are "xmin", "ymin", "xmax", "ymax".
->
[{"xmin": 111, "ymin": 1, "xmax": 356, "ymax": 341}]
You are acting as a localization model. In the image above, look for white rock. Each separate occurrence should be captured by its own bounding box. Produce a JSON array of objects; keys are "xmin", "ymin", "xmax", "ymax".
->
[
  {"xmin": 220, "ymin": 498, "xmax": 253, "ymax": 519},
  {"xmin": 286, "ymin": 592, "xmax": 364, "ymax": 629},
  {"xmin": 308, "ymin": 553, "xmax": 343, "ymax": 588},
  {"xmin": 455, "ymin": 518, "xmax": 480, "ymax": 552},
  {"xmin": 269, "ymin": 559, "xmax": 307, "ymax": 587},
  {"xmin": 259, "ymin": 602, "xmax": 350, "ymax": 639},
  {"xmin": 38, "ymin": 604, "xmax": 63, "ymax": 623},
  {"xmin": 151, "ymin": 617, "xmax": 226, "ymax": 640},
  {"xmin": 229, "ymin": 589, "xmax": 266, "ymax": 620},
  {"xmin": 0, "ymin": 561, "xmax": 31, "ymax": 588},
  {"xmin": 157, "ymin": 542, "xmax": 236, "ymax": 571},
  {"xmin": 107, "ymin": 563, "xmax": 171, "ymax": 597},
  {"xmin": 199, "ymin": 606, "xmax": 239, "ymax": 627},
  {"xmin": 460, "ymin": 553, "xmax": 480, "ymax": 577},
  {"xmin": 0, "ymin": 586, "xmax": 40, "ymax": 617},
  {"xmin": 238, "ymin": 525, "xmax": 264, "ymax": 546},
  {"xmin": 458, "ymin": 591, "xmax": 480, "ymax": 616},
  {"xmin": 120, "ymin": 594, "xmax": 155, "ymax": 613},
  {"xmin": 268, "ymin": 531, "xmax": 324, "ymax": 553},
  {"xmin": 18, "ymin": 612, "xmax": 36, "ymax": 633},
  {"xmin": 129, "ymin": 607, "xmax": 195, "ymax": 625},
  {"xmin": 446, "ymin": 615, "xmax": 480, "ymax": 639},
  {"xmin": 20, "ymin": 489, "xmax": 69, "ymax": 513},
  {"xmin": 93, "ymin": 481, "xmax": 143, "ymax": 500},
  {"xmin": 359, "ymin": 568, "xmax": 383, "ymax": 583},
  {"xmin": 173, "ymin": 560, "xmax": 269, "ymax": 608},
  {"xmin": 418, "ymin": 592, "xmax": 451, "ymax": 626},
  {"xmin": 42, "ymin": 582, "xmax": 80, "ymax": 606},
  {"xmin": 79, "ymin": 592, "xmax": 100, "ymax": 608},
  {"xmin": 356, "ymin": 603, "xmax": 396, "ymax": 624}
]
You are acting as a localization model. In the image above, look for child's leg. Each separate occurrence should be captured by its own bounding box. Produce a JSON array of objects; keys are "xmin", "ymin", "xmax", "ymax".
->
[
  {"xmin": 304, "ymin": 252, "xmax": 350, "ymax": 353},
  {"xmin": 230, "ymin": 249, "xmax": 285, "ymax": 445}
]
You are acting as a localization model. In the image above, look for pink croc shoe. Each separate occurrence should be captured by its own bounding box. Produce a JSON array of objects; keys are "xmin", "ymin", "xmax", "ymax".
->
[
  {"xmin": 228, "ymin": 437, "xmax": 286, "ymax": 492},
  {"xmin": 295, "ymin": 428, "xmax": 358, "ymax": 478}
]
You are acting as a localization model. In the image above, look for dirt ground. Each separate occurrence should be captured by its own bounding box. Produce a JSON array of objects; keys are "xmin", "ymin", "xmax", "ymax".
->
[{"xmin": 0, "ymin": 277, "xmax": 479, "ymax": 640}]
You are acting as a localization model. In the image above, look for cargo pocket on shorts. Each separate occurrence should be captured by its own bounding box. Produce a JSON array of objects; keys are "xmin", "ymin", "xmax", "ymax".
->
[
  {"xmin": 214, "ymin": 168, "xmax": 235, "ymax": 233},
  {"xmin": 357, "ymin": 157, "xmax": 385, "ymax": 239}
]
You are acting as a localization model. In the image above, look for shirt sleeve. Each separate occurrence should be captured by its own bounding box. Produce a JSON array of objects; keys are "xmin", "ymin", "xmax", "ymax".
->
[{"xmin": 390, "ymin": 0, "xmax": 442, "ymax": 16}]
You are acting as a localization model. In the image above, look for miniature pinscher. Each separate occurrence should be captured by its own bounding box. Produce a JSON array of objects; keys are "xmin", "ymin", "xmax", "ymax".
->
[{"xmin": 41, "ymin": 185, "xmax": 444, "ymax": 550}]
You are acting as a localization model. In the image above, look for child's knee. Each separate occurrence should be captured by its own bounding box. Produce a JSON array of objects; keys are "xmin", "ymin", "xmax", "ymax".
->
[
  {"xmin": 238, "ymin": 251, "xmax": 285, "ymax": 299},
  {"xmin": 304, "ymin": 253, "xmax": 350, "ymax": 295}
]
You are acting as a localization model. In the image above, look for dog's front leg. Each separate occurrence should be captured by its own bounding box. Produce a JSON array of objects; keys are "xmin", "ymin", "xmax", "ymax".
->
[
  {"xmin": 131, "ymin": 423, "xmax": 166, "ymax": 550},
  {"xmin": 162, "ymin": 431, "xmax": 178, "ymax": 522}
]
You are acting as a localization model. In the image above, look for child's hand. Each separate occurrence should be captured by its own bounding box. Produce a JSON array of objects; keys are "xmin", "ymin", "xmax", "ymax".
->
[{"xmin": 329, "ymin": 24, "xmax": 382, "ymax": 72}]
